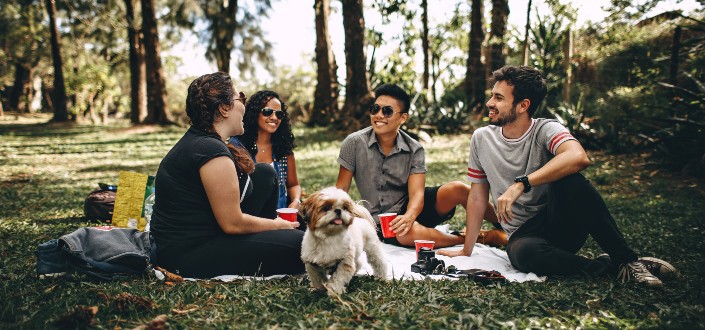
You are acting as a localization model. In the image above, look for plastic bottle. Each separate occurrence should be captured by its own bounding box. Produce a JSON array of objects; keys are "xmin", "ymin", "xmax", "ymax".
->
[{"xmin": 143, "ymin": 192, "xmax": 155, "ymax": 232}]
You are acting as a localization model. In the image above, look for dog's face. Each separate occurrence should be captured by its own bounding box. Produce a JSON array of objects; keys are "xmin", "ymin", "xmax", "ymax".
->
[{"xmin": 300, "ymin": 187, "xmax": 356, "ymax": 234}]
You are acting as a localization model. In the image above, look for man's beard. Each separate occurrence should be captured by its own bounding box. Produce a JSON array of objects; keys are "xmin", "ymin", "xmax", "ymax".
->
[{"xmin": 489, "ymin": 106, "xmax": 518, "ymax": 126}]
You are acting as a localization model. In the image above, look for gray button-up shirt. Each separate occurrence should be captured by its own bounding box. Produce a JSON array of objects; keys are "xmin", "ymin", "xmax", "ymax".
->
[{"xmin": 337, "ymin": 127, "xmax": 426, "ymax": 221}]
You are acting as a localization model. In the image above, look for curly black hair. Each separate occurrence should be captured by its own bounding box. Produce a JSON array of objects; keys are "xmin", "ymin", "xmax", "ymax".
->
[{"xmin": 239, "ymin": 90, "xmax": 296, "ymax": 158}]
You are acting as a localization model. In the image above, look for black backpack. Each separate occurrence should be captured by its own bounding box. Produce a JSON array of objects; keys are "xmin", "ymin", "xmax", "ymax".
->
[{"xmin": 84, "ymin": 184, "xmax": 117, "ymax": 222}]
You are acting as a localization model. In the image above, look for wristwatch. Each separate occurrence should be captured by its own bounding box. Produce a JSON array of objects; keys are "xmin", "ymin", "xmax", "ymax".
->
[{"xmin": 514, "ymin": 175, "xmax": 532, "ymax": 193}]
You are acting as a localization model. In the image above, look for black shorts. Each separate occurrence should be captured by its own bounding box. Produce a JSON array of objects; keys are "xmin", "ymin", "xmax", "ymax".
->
[{"xmin": 377, "ymin": 186, "xmax": 456, "ymax": 245}]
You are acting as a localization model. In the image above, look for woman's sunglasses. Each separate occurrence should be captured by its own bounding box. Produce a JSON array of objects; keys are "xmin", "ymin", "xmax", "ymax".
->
[
  {"xmin": 261, "ymin": 107, "xmax": 285, "ymax": 119},
  {"xmin": 368, "ymin": 104, "xmax": 403, "ymax": 118}
]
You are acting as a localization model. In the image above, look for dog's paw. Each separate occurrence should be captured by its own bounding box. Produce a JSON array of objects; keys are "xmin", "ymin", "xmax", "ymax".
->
[
  {"xmin": 323, "ymin": 282, "xmax": 345, "ymax": 297},
  {"xmin": 310, "ymin": 283, "xmax": 326, "ymax": 292}
]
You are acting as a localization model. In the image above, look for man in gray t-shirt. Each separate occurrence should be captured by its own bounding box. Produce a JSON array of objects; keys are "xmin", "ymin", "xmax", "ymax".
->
[
  {"xmin": 440, "ymin": 66, "xmax": 676, "ymax": 288},
  {"xmin": 336, "ymin": 84, "xmax": 501, "ymax": 248}
]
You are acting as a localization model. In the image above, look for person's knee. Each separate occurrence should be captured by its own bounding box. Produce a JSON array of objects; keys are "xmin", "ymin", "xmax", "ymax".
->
[
  {"xmin": 253, "ymin": 163, "xmax": 277, "ymax": 185},
  {"xmin": 441, "ymin": 181, "xmax": 470, "ymax": 203},
  {"xmin": 508, "ymin": 238, "xmax": 548, "ymax": 273},
  {"xmin": 552, "ymin": 173, "xmax": 587, "ymax": 191}
]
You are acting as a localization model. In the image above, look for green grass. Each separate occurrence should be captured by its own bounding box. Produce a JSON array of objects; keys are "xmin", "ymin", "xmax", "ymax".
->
[{"xmin": 1, "ymin": 114, "xmax": 704, "ymax": 329}]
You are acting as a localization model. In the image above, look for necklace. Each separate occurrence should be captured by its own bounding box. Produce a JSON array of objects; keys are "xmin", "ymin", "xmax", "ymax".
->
[{"xmin": 253, "ymin": 142, "xmax": 266, "ymax": 153}]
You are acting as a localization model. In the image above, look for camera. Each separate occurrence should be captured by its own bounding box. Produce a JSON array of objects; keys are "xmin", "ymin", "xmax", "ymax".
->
[{"xmin": 411, "ymin": 247, "xmax": 445, "ymax": 274}]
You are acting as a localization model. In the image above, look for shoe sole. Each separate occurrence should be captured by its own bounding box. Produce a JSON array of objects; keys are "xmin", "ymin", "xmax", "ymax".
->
[
  {"xmin": 38, "ymin": 272, "xmax": 66, "ymax": 279},
  {"xmin": 639, "ymin": 257, "xmax": 678, "ymax": 280}
]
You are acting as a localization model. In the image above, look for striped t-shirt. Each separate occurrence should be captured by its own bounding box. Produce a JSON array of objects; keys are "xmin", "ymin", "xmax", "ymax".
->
[{"xmin": 466, "ymin": 118, "xmax": 576, "ymax": 236}]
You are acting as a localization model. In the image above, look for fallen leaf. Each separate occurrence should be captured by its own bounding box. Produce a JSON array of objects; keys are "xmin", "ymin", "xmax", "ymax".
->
[{"xmin": 172, "ymin": 306, "xmax": 199, "ymax": 315}]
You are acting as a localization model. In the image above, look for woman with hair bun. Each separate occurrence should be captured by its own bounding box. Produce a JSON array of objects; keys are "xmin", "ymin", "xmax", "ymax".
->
[
  {"xmin": 231, "ymin": 90, "xmax": 301, "ymax": 209},
  {"xmin": 150, "ymin": 72, "xmax": 304, "ymax": 278}
]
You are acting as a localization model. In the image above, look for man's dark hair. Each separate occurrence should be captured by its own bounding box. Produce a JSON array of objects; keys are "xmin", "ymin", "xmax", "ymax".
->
[
  {"xmin": 374, "ymin": 83, "xmax": 411, "ymax": 113},
  {"xmin": 489, "ymin": 66, "xmax": 547, "ymax": 116}
]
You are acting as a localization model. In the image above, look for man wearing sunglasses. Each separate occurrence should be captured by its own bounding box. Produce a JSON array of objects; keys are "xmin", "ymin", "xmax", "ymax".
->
[{"xmin": 336, "ymin": 84, "xmax": 500, "ymax": 248}]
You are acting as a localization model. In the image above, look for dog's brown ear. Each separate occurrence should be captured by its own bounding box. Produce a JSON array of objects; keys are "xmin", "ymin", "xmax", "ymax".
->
[{"xmin": 298, "ymin": 192, "xmax": 317, "ymax": 224}]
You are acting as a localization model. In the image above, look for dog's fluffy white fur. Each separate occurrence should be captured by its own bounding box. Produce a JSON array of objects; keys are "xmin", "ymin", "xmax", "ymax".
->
[{"xmin": 300, "ymin": 187, "xmax": 388, "ymax": 296}]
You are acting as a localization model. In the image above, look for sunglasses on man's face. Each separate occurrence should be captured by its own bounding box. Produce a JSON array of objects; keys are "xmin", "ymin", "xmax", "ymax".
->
[
  {"xmin": 261, "ymin": 107, "xmax": 285, "ymax": 119},
  {"xmin": 368, "ymin": 104, "xmax": 403, "ymax": 118}
]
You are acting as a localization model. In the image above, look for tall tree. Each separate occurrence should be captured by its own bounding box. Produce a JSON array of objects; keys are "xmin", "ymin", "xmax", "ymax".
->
[
  {"xmin": 46, "ymin": 0, "xmax": 69, "ymax": 122},
  {"xmin": 125, "ymin": 0, "xmax": 147, "ymax": 124},
  {"xmin": 200, "ymin": 0, "xmax": 273, "ymax": 75},
  {"xmin": 8, "ymin": 64, "xmax": 31, "ymax": 112},
  {"xmin": 2, "ymin": 0, "xmax": 46, "ymax": 113},
  {"xmin": 488, "ymin": 0, "xmax": 509, "ymax": 73},
  {"xmin": 421, "ymin": 0, "xmax": 429, "ymax": 93},
  {"xmin": 311, "ymin": 0, "xmax": 340, "ymax": 127},
  {"xmin": 340, "ymin": 0, "xmax": 374, "ymax": 130},
  {"xmin": 141, "ymin": 0, "xmax": 170, "ymax": 124},
  {"xmin": 465, "ymin": 0, "xmax": 485, "ymax": 112},
  {"xmin": 522, "ymin": 0, "xmax": 532, "ymax": 66}
]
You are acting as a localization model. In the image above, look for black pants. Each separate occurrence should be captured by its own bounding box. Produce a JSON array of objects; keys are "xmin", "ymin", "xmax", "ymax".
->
[
  {"xmin": 241, "ymin": 163, "xmax": 279, "ymax": 219},
  {"xmin": 159, "ymin": 163, "xmax": 304, "ymax": 278},
  {"xmin": 506, "ymin": 173, "xmax": 637, "ymax": 276}
]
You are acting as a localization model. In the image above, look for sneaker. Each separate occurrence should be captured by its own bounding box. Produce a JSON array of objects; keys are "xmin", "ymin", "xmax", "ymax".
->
[
  {"xmin": 638, "ymin": 257, "xmax": 679, "ymax": 281},
  {"xmin": 478, "ymin": 229, "xmax": 508, "ymax": 247},
  {"xmin": 617, "ymin": 261, "xmax": 663, "ymax": 287}
]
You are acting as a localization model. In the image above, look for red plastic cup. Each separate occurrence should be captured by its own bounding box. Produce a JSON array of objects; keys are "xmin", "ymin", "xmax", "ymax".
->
[
  {"xmin": 277, "ymin": 208, "xmax": 298, "ymax": 222},
  {"xmin": 415, "ymin": 240, "xmax": 435, "ymax": 258},
  {"xmin": 379, "ymin": 213, "xmax": 397, "ymax": 238}
]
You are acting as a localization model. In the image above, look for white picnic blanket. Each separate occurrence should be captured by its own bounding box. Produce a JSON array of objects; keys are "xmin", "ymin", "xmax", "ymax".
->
[
  {"xmin": 357, "ymin": 242, "xmax": 545, "ymax": 283},
  {"xmin": 154, "ymin": 241, "xmax": 545, "ymax": 283}
]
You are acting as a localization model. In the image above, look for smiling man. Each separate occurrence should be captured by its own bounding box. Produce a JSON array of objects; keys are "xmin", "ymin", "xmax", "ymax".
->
[
  {"xmin": 335, "ymin": 83, "xmax": 503, "ymax": 248},
  {"xmin": 438, "ymin": 66, "xmax": 677, "ymax": 287}
]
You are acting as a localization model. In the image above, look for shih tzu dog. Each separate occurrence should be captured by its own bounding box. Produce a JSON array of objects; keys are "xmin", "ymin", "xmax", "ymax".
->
[{"xmin": 299, "ymin": 187, "xmax": 388, "ymax": 296}]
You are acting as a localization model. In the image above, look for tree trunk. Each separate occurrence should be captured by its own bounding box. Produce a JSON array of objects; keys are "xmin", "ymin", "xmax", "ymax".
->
[
  {"xmin": 489, "ymin": 0, "xmax": 509, "ymax": 73},
  {"xmin": 141, "ymin": 0, "xmax": 171, "ymax": 125},
  {"xmin": 421, "ymin": 0, "xmax": 430, "ymax": 93},
  {"xmin": 340, "ymin": 0, "xmax": 374, "ymax": 131},
  {"xmin": 431, "ymin": 51, "xmax": 438, "ymax": 105},
  {"xmin": 670, "ymin": 25, "xmax": 681, "ymax": 117},
  {"xmin": 211, "ymin": 0, "xmax": 238, "ymax": 73},
  {"xmin": 522, "ymin": 0, "xmax": 532, "ymax": 66},
  {"xmin": 562, "ymin": 28, "xmax": 572, "ymax": 104},
  {"xmin": 8, "ymin": 64, "xmax": 30, "ymax": 112},
  {"xmin": 465, "ymin": 0, "xmax": 486, "ymax": 112},
  {"xmin": 46, "ymin": 0, "xmax": 69, "ymax": 122},
  {"xmin": 311, "ymin": 0, "xmax": 339, "ymax": 127},
  {"xmin": 125, "ymin": 0, "xmax": 147, "ymax": 124}
]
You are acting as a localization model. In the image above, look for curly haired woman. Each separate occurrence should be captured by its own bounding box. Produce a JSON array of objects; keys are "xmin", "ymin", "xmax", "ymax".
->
[
  {"xmin": 230, "ymin": 90, "xmax": 302, "ymax": 210},
  {"xmin": 151, "ymin": 73, "xmax": 304, "ymax": 278}
]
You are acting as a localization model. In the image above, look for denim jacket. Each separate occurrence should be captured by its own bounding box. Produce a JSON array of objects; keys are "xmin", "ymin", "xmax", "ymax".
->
[{"xmin": 36, "ymin": 227, "xmax": 152, "ymax": 280}]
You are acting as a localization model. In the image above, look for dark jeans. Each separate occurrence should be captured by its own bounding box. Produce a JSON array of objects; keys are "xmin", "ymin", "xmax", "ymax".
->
[
  {"xmin": 506, "ymin": 173, "xmax": 638, "ymax": 276},
  {"xmin": 158, "ymin": 163, "xmax": 305, "ymax": 278}
]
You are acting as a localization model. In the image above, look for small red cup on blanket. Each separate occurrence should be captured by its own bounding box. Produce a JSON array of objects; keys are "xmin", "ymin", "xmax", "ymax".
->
[{"xmin": 414, "ymin": 240, "xmax": 435, "ymax": 258}]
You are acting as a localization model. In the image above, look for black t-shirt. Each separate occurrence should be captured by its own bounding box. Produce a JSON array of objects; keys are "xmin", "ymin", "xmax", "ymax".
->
[{"xmin": 151, "ymin": 127, "xmax": 250, "ymax": 250}]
